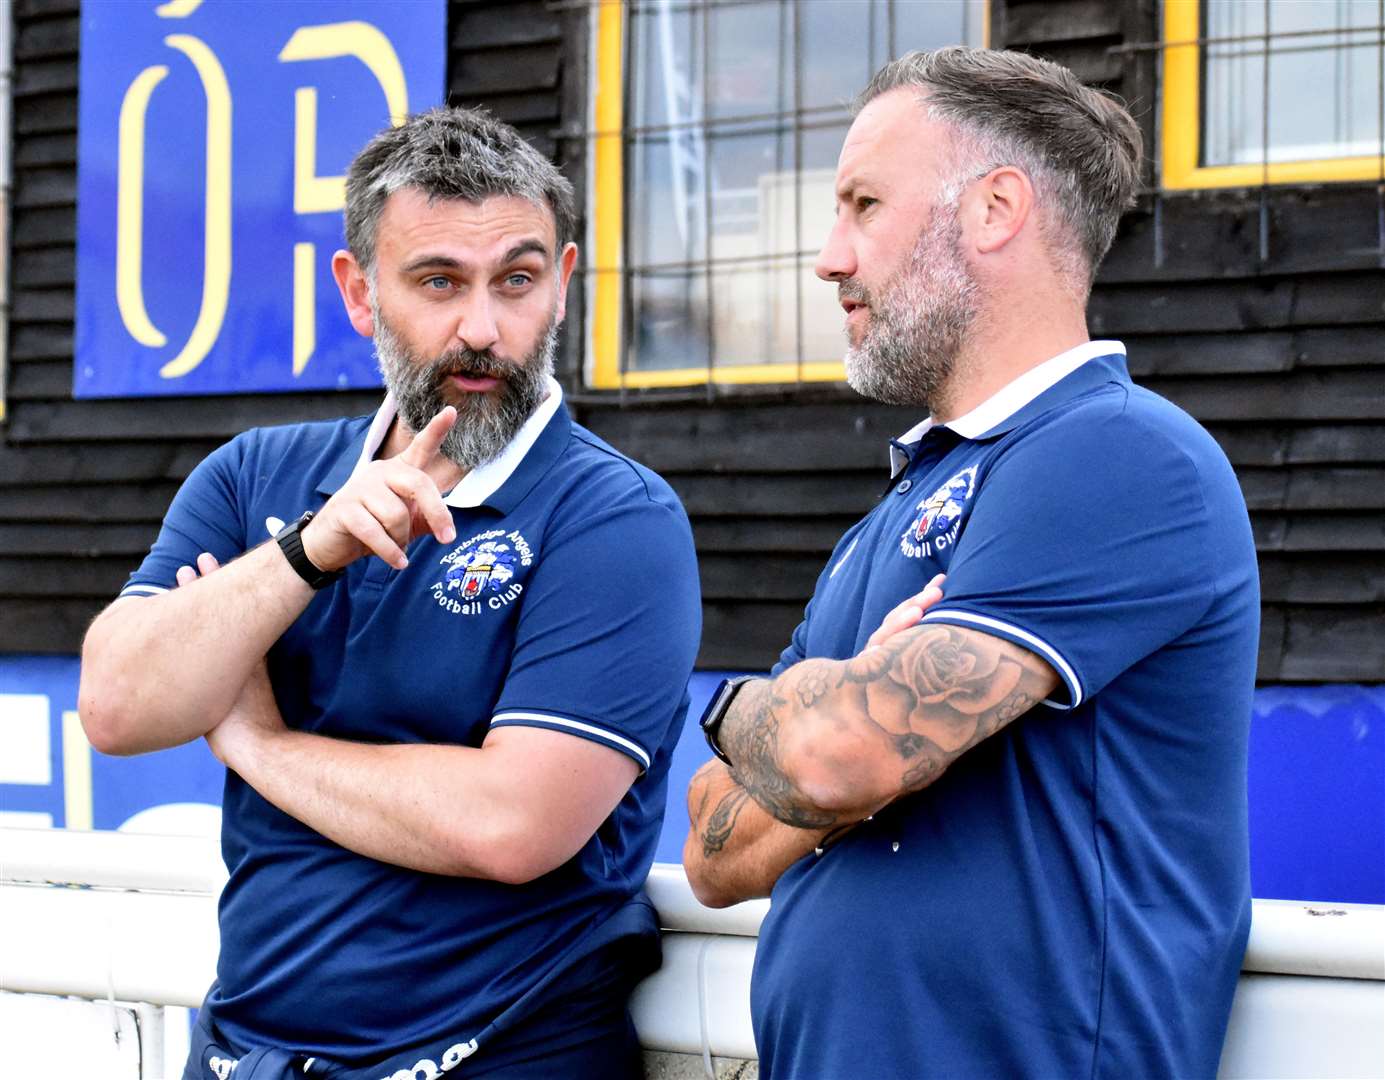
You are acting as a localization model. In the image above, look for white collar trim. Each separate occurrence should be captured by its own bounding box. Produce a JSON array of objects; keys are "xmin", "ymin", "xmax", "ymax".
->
[
  {"xmin": 889, "ymin": 340, "xmax": 1125, "ymax": 472},
  {"xmin": 352, "ymin": 376, "xmax": 564, "ymax": 508}
]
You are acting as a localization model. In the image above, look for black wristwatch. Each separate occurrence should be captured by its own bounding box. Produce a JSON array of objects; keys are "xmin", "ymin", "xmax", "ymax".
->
[
  {"xmin": 698, "ymin": 676, "xmax": 757, "ymax": 767},
  {"xmin": 275, "ymin": 511, "xmax": 343, "ymax": 590}
]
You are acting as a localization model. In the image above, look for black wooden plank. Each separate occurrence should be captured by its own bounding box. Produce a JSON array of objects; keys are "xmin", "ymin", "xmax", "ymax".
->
[
  {"xmin": 1238, "ymin": 467, "xmax": 1385, "ymax": 511},
  {"xmin": 700, "ymin": 553, "xmax": 825, "ymax": 602},
  {"xmin": 1102, "ymin": 187, "xmax": 1385, "ymax": 282},
  {"xmin": 1019, "ymin": 39, "xmax": 1123, "ymax": 85},
  {"xmin": 669, "ymin": 473, "xmax": 881, "ymax": 518},
  {"xmin": 16, "ymin": 0, "xmax": 80, "ymax": 18},
  {"xmin": 1258, "ymin": 554, "xmax": 1385, "ymax": 604},
  {"xmin": 12, "ymin": 206, "xmax": 76, "ymax": 247},
  {"xmin": 451, "ymin": 44, "xmax": 561, "ymax": 96},
  {"xmin": 1089, "ymin": 273, "xmax": 1385, "ymax": 335},
  {"xmin": 0, "ymin": 522, "xmax": 160, "ymax": 557},
  {"xmin": 14, "ymin": 166, "xmax": 77, "ymax": 208},
  {"xmin": 583, "ymin": 401, "xmax": 915, "ymax": 474},
  {"xmin": 13, "ymin": 245, "xmax": 75, "ymax": 288},
  {"xmin": 0, "ymin": 484, "xmax": 181, "ymax": 523},
  {"xmin": 0, "ymin": 599, "xmax": 102, "ymax": 655},
  {"xmin": 472, "ymin": 91, "xmax": 562, "ymax": 126},
  {"xmin": 8, "ymin": 322, "xmax": 73, "ymax": 361},
  {"xmin": 1256, "ymin": 604, "xmax": 1285, "ymax": 682},
  {"xmin": 693, "ymin": 517, "xmax": 858, "ymax": 555},
  {"xmin": 13, "ymin": 58, "xmax": 77, "ymax": 98},
  {"xmin": 1209, "ymin": 425, "xmax": 1385, "ymax": 468},
  {"xmin": 15, "ymin": 14, "xmax": 78, "ymax": 60},
  {"xmin": 13, "ymin": 93, "xmax": 77, "ymax": 136},
  {"xmin": 7, "ymin": 358, "xmax": 73, "ymax": 400},
  {"xmin": 1278, "ymin": 606, "xmax": 1385, "ymax": 681},
  {"xmin": 698, "ymin": 601, "xmax": 803, "ymax": 670},
  {"xmin": 11, "ymin": 288, "xmax": 74, "ymax": 322},
  {"xmin": 0, "ymin": 441, "xmax": 216, "ymax": 487},
  {"xmin": 1253, "ymin": 514, "xmax": 1385, "ymax": 552},
  {"xmin": 15, "ymin": 131, "xmax": 78, "ymax": 168},
  {"xmin": 1004, "ymin": 0, "xmax": 1122, "ymax": 43},
  {"xmin": 1145, "ymin": 371, "xmax": 1385, "ymax": 422},
  {"xmin": 5, "ymin": 392, "xmax": 382, "ymax": 444},
  {"xmin": 452, "ymin": 2, "xmax": 562, "ymax": 49},
  {"xmin": 0, "ymin": 557, "xmax": 138, "ymax": 597}
]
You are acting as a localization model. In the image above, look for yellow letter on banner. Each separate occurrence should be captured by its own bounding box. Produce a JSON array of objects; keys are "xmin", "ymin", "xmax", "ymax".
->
[
  {"xmin": 158, "ymin": 34, "xmax": 233, "ymax": 379},
  {"xmin": 279, "ymin": 22, "xmax": 408, "ymax": 214},
  {"xmin": 280, "ymin": 22, "xmax": 409, "ymax": 375},
  {"xmin": 116, "ymin": 64, "xmax": 171, "ymax": 348}
]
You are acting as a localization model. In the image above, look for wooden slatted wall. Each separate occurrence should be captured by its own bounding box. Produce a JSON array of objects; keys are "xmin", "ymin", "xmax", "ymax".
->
[
  {"xmin": 4, "ymin": 0, "xmax": 1382, "ymax": 683},
  {"xmin": 576, "ymin": 0, "xmax": 1385, "ymax": 680}
]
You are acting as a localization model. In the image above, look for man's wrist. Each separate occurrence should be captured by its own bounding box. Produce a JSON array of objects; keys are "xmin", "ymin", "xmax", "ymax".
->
[{"xmin": 276, "ymin": 512, "xmax": 344, "ymax": 588}]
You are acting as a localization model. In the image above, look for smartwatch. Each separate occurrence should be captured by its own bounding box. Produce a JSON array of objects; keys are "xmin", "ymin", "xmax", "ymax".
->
[
  {"xmin": 698, "ymin": 675, "xmax": 758, "ymax": 767},
  {"xmin": 275, "ymin": 511, "xmax": 343, "ymax": 590}
]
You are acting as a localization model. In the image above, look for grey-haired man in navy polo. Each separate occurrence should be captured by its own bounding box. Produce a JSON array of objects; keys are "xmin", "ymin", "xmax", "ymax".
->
[
  {"xmin": 686, "ymin": 48, "xmax": 1259, "ymax": 1079},
  {"xmin": 80, "ymin": 107, "xmax": 701, "ymax": 1079}
]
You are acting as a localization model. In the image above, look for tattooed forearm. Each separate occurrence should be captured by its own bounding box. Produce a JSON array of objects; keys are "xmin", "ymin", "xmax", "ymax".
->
[
  {"xmin": 720, "ymin": 677, "xmax": 844, "ymax": 829},
  {"xmin": 701, "ymin": 786, "xmax": 750, "ymax": 857},
  {"xmin": 719, "ymin": 625, "xmax": 1057, "ymax": 824}
]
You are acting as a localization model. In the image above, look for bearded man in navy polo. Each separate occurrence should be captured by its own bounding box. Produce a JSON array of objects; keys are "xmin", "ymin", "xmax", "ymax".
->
[
  {"xmin": 685, "ymin": 48, "xmax": 1259, "ymax": 1080},
  {"xmin": 79, "ymin": 107, "xmax": 701, "ymax": 1080}
]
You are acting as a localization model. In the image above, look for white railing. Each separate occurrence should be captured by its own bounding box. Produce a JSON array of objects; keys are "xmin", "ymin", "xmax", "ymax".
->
[{"xmin": 2, "ymin": 828, "xmax": 1383, "ymax": 1077}]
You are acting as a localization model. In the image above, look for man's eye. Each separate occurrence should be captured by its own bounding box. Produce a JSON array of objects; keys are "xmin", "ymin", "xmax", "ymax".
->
[
  {"xmin": 423, "ymin": 276, "xmax": 451, "ymax": 290},
  {"xmin": 505, "ymin": 273, "xmax": 532, "ymax": 288},
  {"xmin": 856, "ymin": 196, "xmax": 877, "ymax": 212}
]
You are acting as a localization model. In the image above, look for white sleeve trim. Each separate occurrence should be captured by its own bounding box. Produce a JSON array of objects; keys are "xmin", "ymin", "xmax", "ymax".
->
[
  {"xmin": 118, "ymin": 584, "xmax": 169, "ymax": 598},
  {"xmin": 919, "ymin": 609, "xmax": 1084, "ymax": 709},
  {"xmin": 490, "ymin": 711, "xmax": 652, "ymax": 770}
]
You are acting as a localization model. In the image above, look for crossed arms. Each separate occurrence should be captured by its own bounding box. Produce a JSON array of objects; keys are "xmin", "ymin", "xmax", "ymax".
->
[
  {"xmin": 79, "ymin": 407, "xmax": 640, "ymax": 884},
  {"xmin": 685, "ymin": 600, "xmax": 1058, "ymax": 907}
]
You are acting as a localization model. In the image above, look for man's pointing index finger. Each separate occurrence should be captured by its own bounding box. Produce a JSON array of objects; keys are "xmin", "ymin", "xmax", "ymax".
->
[{"xmin": 400, "ymin": 406, "xmax": 459, "ymax": 470}]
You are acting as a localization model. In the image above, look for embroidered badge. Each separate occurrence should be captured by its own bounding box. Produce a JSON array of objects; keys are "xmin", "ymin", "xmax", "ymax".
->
[
  {"xmin": 431, "ymin": 528, "xmax": 534, "ymax": 616},
  {"xmin": 900, "ymin": 466, "xmax": 976, "ymax": 559}
]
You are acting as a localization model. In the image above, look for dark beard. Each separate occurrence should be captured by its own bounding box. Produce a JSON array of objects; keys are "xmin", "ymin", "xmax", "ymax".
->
[
  {"xmin": 842, "ymin": 199, "xmax": 978, "ymax": 410},
  {"xmin": 374, "ymin": 311, "xmax": 557, "ymax": 471}
]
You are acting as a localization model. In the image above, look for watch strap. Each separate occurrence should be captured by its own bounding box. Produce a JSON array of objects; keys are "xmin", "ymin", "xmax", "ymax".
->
[
  {"xmin": 275, "ymin": 511, "xmax": 342, "ymax": 590},
  {"xmin": 699, "ymin": 675, "xmax": 757, "ymax": 767}
]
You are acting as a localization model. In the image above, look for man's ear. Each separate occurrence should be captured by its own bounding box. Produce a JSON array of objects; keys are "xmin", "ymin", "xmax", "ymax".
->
[
  {"xmin": 331, "ymin": 250, "xmax": 375, "ymax": 338},
  {"xmin": 969, "ymin": 166, "xmax": 1033, "ymax": 256},
  {"xmin": 553, "ymin": 242, "xmax": 579, "ymax": 324}
]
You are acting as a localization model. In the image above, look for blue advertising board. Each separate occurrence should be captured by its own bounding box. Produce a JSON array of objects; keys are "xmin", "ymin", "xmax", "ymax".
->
[{"xmin": 74, "ymin": 0, "xmax": 446, "ymax": 399}]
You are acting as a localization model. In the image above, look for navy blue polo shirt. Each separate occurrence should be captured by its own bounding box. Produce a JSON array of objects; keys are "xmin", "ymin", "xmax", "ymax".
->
[
  {"xmin": 751, "ymin": 343, "xmax": 1259, "ymax": 1079},
  {"xmin": 120, "ymin": 381, "xmax": 702, "ymax": 1065}
]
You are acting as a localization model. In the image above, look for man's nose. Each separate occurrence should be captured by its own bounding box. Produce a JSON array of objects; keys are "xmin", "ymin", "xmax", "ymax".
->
[
  {"xmin": 455, "ymin": 291, "xmax": 500, "ymax": 353},
  {"xmin": 815, "ymin": 218, "xmax": 856, "ymax": 282}
]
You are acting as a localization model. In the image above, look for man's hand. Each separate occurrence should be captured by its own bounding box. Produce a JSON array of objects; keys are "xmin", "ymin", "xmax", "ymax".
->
[
  {"xmin": 204, "ymin": 660, "xmax": 283, "ymax": 772},
  {"xmin": 864, "ymin": 573, "xmax": 945, "ymax": 651},
  {"xmin": 301, "ymin": 406, "xmax": 461, "ymax": 572}
]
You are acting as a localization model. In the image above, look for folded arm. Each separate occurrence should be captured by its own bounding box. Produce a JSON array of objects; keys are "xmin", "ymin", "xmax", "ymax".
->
[
  {"xmin": 720, "ymin": 621, "xmax": 1058, "ymax": 828},
  {"xmin": 208, "ymin": 666, "xmax": 639, "ymax": 883}
]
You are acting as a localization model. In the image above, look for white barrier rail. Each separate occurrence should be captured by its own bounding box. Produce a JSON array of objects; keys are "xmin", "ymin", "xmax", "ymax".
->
[{"xmin": 2, "ymin": 828, "xmax": 1383, "ymax": 1076}]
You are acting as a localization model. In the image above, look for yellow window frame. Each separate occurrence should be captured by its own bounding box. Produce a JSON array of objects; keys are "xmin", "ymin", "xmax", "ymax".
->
[
  {"xmin": 587, "ymin": 0, "xmax": 987, "ymax": 391},
  {"xmin": 1162, "ymin": 0, "xmax": 1385, "ymax": 190}
]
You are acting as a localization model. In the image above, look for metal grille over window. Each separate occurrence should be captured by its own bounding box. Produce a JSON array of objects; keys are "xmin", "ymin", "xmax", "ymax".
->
[
  {"xmin": 1161, "ymin": 0, "xmax": 1385, "ymax": 189},
  {"xmin": 587, "ymin": 0, "xmax": 986, "ymax": 392}
]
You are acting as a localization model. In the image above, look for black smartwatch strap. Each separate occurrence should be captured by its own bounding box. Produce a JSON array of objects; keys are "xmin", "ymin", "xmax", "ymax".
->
[{"xmin": 275, "ymin": 511, "xmax": 343, "ymax": 590}]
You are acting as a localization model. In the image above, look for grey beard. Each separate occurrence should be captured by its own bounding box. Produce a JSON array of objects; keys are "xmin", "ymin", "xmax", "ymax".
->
[
  {"xmin": 374, "ymin": 313, "xmax": 558, "ymax": 472},
  {"xmin": 843, "ymin": 200, "xmax": 978, "ymax": 410}
]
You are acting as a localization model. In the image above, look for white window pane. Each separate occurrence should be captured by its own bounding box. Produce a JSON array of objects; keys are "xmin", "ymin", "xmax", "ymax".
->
[
  {"xmin": 1204, "ymin": 0, "xmax": 1383, "ymax": 167},
  {"xmin": 630, "ymin": 272, "xmax": 709, "ymax": 372}
]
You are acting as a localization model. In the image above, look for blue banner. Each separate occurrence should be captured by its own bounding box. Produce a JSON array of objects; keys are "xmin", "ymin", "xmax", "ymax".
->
[{"xmin": 74, "ymin": 0, "xmax": 446, "ymax": 399}]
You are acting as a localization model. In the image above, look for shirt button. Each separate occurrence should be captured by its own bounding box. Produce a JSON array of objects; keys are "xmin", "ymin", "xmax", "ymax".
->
[{"xmin": 896, "ymin": 479, "xmax": 913, "ymax": 494}]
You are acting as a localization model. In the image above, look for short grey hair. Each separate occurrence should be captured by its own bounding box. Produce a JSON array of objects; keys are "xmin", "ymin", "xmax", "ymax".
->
[
  {"xmin": 856, "ymin": 47, "xmax": 1142, "ymax": 292},
  {"xmin": 344, "ymin": 106, "xmax": 577, "ymax": 276}
]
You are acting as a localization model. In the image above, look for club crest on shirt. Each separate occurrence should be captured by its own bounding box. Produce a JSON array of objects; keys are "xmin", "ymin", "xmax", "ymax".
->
[
  {"xmin": 900, "ymin": 466, "xmax": 977, "ymax": 559},
  {"xmin": 430, "ymin": 528, "xmax": 534, "ymax": 616}
]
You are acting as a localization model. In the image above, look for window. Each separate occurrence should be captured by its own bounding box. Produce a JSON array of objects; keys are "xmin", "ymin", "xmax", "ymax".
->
[
  {"xmin": 1162, "ymin": 0, "xmax": 1385, "ymax": 189},
  {"xmin": 588, "ymin": 0, "xmax": 986, "ymax": 390}
]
